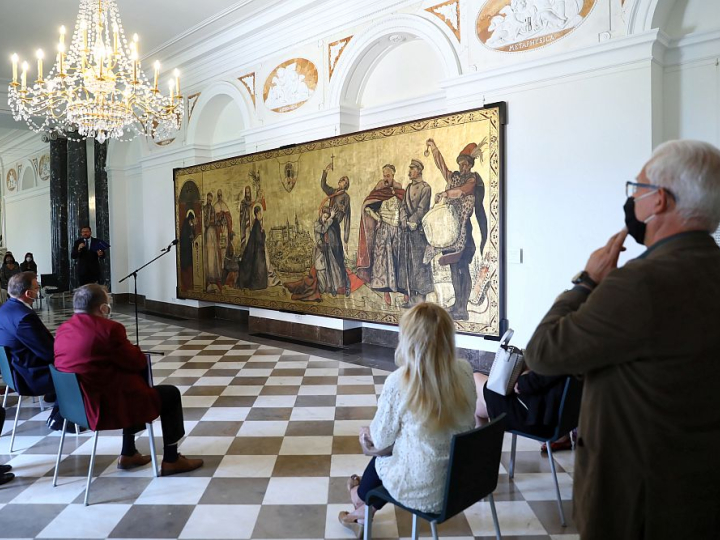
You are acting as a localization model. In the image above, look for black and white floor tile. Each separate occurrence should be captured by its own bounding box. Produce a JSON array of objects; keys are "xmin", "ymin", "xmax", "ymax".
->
[{"xmin": 0, "ymin": 306, "xmax": 578, "ymax": 539}]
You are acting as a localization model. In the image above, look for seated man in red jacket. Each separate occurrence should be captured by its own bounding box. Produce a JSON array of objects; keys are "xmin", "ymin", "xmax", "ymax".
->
[{"xmin": 54, "ymin": 284, "xmax": 202, "ymax": 476}]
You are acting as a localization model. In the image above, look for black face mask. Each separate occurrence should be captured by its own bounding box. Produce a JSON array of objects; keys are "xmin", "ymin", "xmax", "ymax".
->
[{"xmin": 623, "ymin": 197, "xmax": 647, "ymax": 245}]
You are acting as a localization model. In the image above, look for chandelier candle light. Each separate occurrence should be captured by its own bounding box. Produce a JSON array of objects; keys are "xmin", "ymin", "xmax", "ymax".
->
[{"xmin": 8, "ymin": 0, "xmax": 183, "ymax": 143}]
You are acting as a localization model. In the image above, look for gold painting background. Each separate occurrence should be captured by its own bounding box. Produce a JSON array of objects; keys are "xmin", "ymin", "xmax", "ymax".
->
[{"xmin": 174, "ymin": 105, "xmax": 504, "ymax": 336}]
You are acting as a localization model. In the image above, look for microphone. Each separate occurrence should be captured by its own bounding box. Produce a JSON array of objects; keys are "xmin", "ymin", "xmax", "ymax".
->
[{"xmin": 165, "ymin": 239, "xmax": 179, "ymax": 251}]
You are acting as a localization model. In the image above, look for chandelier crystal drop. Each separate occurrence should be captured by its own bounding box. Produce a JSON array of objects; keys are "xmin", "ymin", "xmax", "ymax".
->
[{"xmin": 8, "ymin": 0, "xmax": 182, "ymax": 143}]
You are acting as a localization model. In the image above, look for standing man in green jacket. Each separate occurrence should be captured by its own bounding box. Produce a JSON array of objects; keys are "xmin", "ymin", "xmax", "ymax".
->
[{"xmin": 525, "ymin": 140, "xmax": 720, "ymax": 540}]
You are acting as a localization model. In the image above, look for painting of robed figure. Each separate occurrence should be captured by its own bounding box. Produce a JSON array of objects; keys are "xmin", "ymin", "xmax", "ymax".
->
[{"xmin": 174, "ymin": 103, "xmax": 506, "ymax": 337}]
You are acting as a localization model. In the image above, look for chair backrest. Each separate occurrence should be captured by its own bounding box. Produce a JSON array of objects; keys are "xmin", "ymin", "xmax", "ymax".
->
[
  {"xmin": 40, "ymin": 273, "xmax": 58, "ymax": 288},
  {"xmin": 0, "ymin": 346, "xmax": 17, "ymax": 392},
  {"xmin": 439, "ymin": 414, "xmax": 507, "ymax": 522},
  {"xmin": 552, "ymin": 376, "xmax": 583, "ymax": 439},
  {"xmin": 49, "ymin": 365, "xmax": 90, "ymax": 429}
]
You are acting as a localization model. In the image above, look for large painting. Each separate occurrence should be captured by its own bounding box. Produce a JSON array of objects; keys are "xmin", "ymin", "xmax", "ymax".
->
[{"xmin": 174, "ymin": 104, "xmax": 506, "ymax": 336}]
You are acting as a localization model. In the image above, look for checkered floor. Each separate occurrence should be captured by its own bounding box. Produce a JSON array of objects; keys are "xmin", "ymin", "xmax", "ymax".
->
[{"xmin": 0, "ymin": 307, "xmax": 578, "ymax": 539}]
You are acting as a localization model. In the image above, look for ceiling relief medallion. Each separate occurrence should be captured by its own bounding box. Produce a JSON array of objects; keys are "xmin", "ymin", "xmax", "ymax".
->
[
  {"xmin": 426, "ymin": 0, "xmax": 461, "ymax": 41},
  {"xmin": 187, "ymin": 92, "xmax": 202, "ymax": 120},
  {"xmin": 263, "ymin": 59, "xmax": 318, "ymax": 113},
  {"xmin": 328, "ymin": 36, "xmax": 352, "ymax": 80},
  {"xmin": 6, "ymin": 169, "xmax": 17, "ymax": 192},
  {"xmin": 238, "ymin": 73, "xmax": 256, "ymax": 107},
  {"xmin": 477, "ymin": 0, "xmax": 597, "ymax": 53}
]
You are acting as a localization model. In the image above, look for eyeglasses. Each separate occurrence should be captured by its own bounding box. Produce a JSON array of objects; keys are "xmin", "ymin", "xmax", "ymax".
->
[{"xmin": 625, "ymin": 181, "xmax": 677, "ymax": 201}]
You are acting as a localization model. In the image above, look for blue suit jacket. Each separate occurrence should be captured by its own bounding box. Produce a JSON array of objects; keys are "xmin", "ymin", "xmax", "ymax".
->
[{"xmin": 0, "ymin": 298, "xmax": 55, "ymax": 395}]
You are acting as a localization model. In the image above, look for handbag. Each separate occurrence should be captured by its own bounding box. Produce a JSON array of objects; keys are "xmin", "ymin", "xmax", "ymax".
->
[{"xmin": 486, "ymin": 328, "xmax": 526, "ymax": 396}]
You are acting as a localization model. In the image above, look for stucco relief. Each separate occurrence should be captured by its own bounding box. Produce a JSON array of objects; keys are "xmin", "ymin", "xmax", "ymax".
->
[
  {"xmin": 6, "ymin": 169, "xmax": 17, "ymax": 192},
  {"xmin": 238, "ymin": 74, "xmax": 256, "ymax": 107},
  {"xmin": 263, "ymin": 59, "xmax": 318, "ymax": 113},
  {"xmin": 477, "ymin": 0, "xmax": 597, "ymax": 52},
  {"xmin": 426, "ymin": 0, "xmax": 461, "ymax": 41},
  {"xmin": 328, "ymin": 37, "xmax": 352, "ymax": 80}
]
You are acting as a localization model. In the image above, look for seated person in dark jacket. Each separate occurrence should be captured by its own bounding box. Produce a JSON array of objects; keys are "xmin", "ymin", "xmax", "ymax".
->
[
  {"xmin": 20, "ymin": 253, "xmax": 38, "ymax": 274},
  {"xmin": 474, "ymin": 370, "xmax": 572, "ymax": 450}
]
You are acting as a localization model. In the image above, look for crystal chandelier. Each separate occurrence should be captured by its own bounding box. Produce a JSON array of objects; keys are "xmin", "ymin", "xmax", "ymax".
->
[{"xmin": 8, "ymin": 0, "xmax": 182, "ymax": 144}]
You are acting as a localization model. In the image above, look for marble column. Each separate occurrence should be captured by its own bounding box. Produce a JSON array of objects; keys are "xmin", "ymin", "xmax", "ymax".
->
[
  {"xmin": 50, "ymin": 137, "xmax": 69, "ymax": 290},
  {"xmin": 94, "ymin": 140, "xmax": 111, "ymax": 288},
  {"xmin": 67, "ymin": 133, "xmax": 90, "ymax": 289}
]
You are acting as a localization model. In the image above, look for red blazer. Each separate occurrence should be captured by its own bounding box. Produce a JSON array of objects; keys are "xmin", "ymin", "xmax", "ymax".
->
[{"xmin": 54, "ymin": 314, "xmax": 161, "ymax": 430}]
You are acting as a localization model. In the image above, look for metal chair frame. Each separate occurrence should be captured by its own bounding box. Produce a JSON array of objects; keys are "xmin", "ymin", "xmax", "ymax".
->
[
  {"xmin": 508, "ymin": 376, "xmax": 583, "ymax": 527},
  {"xmin": 363, "ymin": 415, "xmax": 507, "ymax": 540},
  {"xmin": 0, "ymin": 347, "xmax": 47, "ymax": 452},
  {"xmin": 49, "ymin": 365, "xmax": 159, "ymax": 505}
]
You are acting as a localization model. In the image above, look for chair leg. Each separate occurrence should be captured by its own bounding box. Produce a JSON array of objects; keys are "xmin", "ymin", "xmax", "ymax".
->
[
  {"xmin": 10, "ymin": 395, "xmax": 22, "ymax": 452},
  {"xmin": 146, "ymin": 422, "xmax": 159, "ymax": 477},
  {"xmin": 546, "ymin": 444, "xmax": 567, "ymax": 527},
  {"xmin": 2, "ymin": 385, "xmax": 7, "ymax": 408},
  {"xmin": 488, "ymin": 493, "xmax": 502, "ymax": 540},
  {"xmin": 84, "ymin": 431, "xmax": 99, "ymax": 506},
  {"xmin": 411, "ymin": 513, "xmax": 418, "ymax": 540},
  {"xmin": 508, "ymin": 433, "xmax": 517, "ymax": 479},
  {"xmin": 363, "ymin": 502, "xmax": 373, "ymax": 540},
  {"xmin": 430, "ymin": 520, "xmax": 439, "ymax": 540},
  {"xmin": 52, "ymin": 419, "xmax": 68, "ymax": 487}
]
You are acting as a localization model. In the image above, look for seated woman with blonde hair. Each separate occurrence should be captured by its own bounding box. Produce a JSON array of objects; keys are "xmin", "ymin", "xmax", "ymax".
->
[{"xmin": 339, "ymin": 302, "xmax": 477, "ymax": 531}]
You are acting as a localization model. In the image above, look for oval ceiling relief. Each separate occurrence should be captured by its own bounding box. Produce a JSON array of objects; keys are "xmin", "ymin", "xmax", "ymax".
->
[
  {"xmin": 263, "ymin": 58, "xmax": 318, "ymax": 113},
  {"xmin": 477, "ymin": 0, "xmax": 597, "ymax": 53}
]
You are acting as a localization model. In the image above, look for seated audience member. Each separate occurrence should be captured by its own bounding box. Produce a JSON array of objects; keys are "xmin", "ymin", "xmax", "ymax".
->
[
  {"xmin": 339, "ymin": 302, "xmax": 477, "ymax": 531},
  {"xmin": 20, "ymin": 253, "xmax": 37, "ymax": 275},
  {"xmin": 0, "ymin": 254, "xmax": 21, "ymax": 303},
  {"xmin": 0, "ymin": 406, "xmax": 14, "ymax": 486},
  {"xmin": 0, "ymin": 272, "xmax": 70, "ymax": 430},
  {"xmin": 473, "ymin": 370, "xmax": 573, "ymax": 450},
  {"xmin": 54, "ymin": 284, "xmax": 203, "ymax": 476}
]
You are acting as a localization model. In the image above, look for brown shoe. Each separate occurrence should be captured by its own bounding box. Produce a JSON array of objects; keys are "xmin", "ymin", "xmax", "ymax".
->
[
  {"xmin": 117, "ymin": 452, "xmax": 152, "ymax": 470},
  {"xmin": 161, "ymin": 454, "xmax": 203, "ymax": 477}
]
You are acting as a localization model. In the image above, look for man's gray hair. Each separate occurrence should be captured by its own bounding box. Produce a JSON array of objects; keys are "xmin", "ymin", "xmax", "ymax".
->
[
  {"xmin": 646, "ymin": 140, "xmax": 720, "ymax": 231},
  {"xmin": 73, "ymin": 284, "xmax": 108, "ymax": 314},
  {"xmin": 8, "ymin": 272, "xmax": 35, "ymax": 298}
]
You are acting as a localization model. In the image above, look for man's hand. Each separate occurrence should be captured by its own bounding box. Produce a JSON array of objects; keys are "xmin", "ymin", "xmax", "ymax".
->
[
  {"xmin": 97, "ymin": 250, "xmax": 104, "ymax": 257},
  {"xmin": 426, "ymin": 138, "xmax": 437, "ymax": 151},
  {"xmin": 78, "ymin": 242, "xmax": 86, "ymax": 250},
  {"xmin": 585, "ymin": 229, "xmax": 628, "ymax": 284},
  {"xmin": 435, "ymin": 191, "xmax": 447, "ymax": 204},
  {"xmin": 324, "ymin": 163, "xmax": 332, "ymax": 173}
]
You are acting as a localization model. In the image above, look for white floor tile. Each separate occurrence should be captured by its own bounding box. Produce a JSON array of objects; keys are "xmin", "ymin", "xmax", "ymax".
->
[
  {"xmin": 237, "ymin": 421, "xmax": 288, "ymax": 437},
  {"xmin": 464, "ymin": 500, "xmax": 546, "ymax": 536},
  {"xmin": 10, "ymin": 476, "xmax": 89, "ymax": 504},
  {"xmin": 214, "ymin": 455, "xmax": 277, "ymax": 477},
  {"xmin": 512, "ymin": 472, "xmax": 574, "ymax": 501},
  {"xmin": 180, "ymin": 504, "xmax": 261, "ymax": 539},
  {"xmin": 263, "ymin": 477, "xmax": 329, "ymax": 504},
  {"xmin": 330, "ymin": 454, "xmax": 370, "ymax": 477},
  {"xmin": 200, "ymin": 407, "xmax": 250, "ymax": 421},
  {"xmin": 135, "ymin": 477, "xmax": 211, "ymax": 505},
  {"xmin": 290, "ymin": 407, "xmax": 336, "ymax": 421},
  {"xmin": 279, "ymin": 436, "xmax": 333, "ymax": 455}
]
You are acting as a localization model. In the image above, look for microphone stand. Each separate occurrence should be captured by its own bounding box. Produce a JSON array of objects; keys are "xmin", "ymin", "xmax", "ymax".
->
[{"xmin": 118, "ymin": 240, "xmax": 178, "ymax": 346}]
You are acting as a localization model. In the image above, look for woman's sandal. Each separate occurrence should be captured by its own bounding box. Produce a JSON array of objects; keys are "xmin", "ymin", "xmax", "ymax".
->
[
  {"xmin": 346, "ymin": 474, "xmax": 361, "ymax": 491},
  {"xmin": 338, "ymin": 511, "xmax": 364, "ymax": 538}
]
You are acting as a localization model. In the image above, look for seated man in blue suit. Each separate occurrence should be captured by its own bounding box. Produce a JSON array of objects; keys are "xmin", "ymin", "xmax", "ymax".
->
[{"xmin": 0, "ymin": 272, "xmax": 69, "ymax": 430}]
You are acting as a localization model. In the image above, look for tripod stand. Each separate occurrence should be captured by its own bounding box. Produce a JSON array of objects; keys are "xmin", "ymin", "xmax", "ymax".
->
[{"xmin": 118, "ymin": 240, "xmax": 178, "ymax": 346}]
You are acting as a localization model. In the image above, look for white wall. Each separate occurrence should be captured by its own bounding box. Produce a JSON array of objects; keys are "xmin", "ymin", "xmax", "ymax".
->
[{"xmin": 4, "ymin": 188, "xmax": 52, "ymax": 275}]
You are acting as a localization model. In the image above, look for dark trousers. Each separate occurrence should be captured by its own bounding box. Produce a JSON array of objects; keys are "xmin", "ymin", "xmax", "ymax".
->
[
  {"xmin": 0, "ymin": 406, "xmax": 4, "ymax": 433},
  {"xmin": 123, "ymin": 385, "xmax": 185, "ymax": 447},
  {"xmin": 358, "ymin": 457, "xmax": 387, "ymax": 509}
]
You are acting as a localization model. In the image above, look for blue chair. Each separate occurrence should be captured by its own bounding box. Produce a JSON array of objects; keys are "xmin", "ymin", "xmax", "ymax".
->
[
  {"xmin": 49, "ymin": 365, "xmax": 159, "ymax": 506},
  {"xmin": 363, "ymin": 414, "xmax": 507, "ymax": 540},
  {"xmin": 508, "ymin": 376, "xmax": 583, "ymax": 526},
  {"xmin": 0, "ymin": 346, "xmax": 47, "ymax": 452}
]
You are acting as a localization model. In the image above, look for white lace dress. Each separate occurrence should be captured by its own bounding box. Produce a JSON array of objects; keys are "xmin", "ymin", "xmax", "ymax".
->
[{"xmin": 370, "ymin": 360, "xmax": 477, "ymax": 513}]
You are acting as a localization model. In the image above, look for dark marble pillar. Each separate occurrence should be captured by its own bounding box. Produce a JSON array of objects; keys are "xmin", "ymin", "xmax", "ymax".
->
[
  {"xmin": 94, "ymin": 140, "xmax": 110, "ymax": 289},
  {"xmin": 67, "ymin": 133, "xmax": 89, "ymax": 290},
  {"xmin": 50, "ymin": 138, "xmax": 69, "ymax": 290}
]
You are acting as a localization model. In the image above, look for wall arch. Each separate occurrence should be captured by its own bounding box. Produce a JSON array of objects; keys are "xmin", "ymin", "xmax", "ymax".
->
[
  {"xmin": 627, "ymin": 0, "xmax": 677, "ymax": 35},
  {"xmin": 328, "ymin": 14, "xmax": 461, "ymax": 108},
  {"xmin": 186, "ymin": 80, "xmax": 254, "ymax": 146},
  {"xmin": 107, "ymin": 137, "xmax": 144, "ymax": 170},
  {"xmin": 20, "ymin": 161, "xmax": 36, "ymax": 190}
]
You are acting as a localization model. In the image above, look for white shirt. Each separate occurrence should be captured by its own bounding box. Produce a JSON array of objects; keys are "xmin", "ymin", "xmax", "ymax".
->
[{"xmin": 370, "ymin": 360, "xmax": 477, "ymax": 513}]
